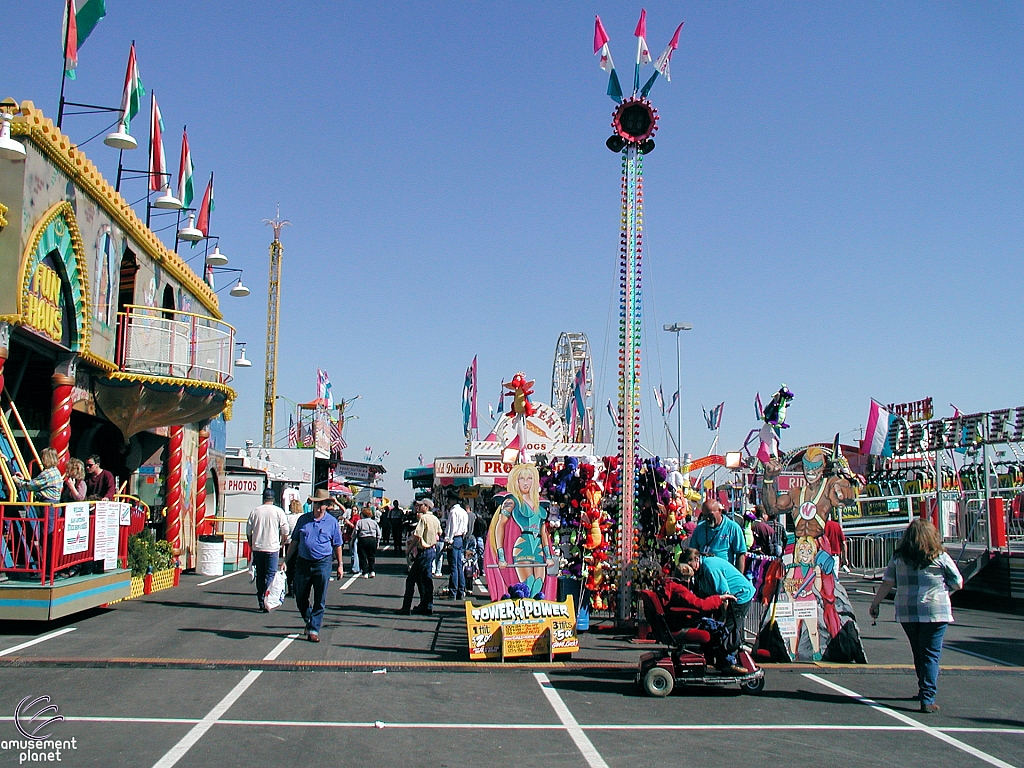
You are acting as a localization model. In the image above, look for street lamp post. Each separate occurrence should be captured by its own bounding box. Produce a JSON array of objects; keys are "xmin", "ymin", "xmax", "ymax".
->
[{"xmin": 663, "ymin": 323, "xmax": 693, "ymax": 465}]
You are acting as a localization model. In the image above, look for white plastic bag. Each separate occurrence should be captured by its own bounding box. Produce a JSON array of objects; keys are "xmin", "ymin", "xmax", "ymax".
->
[{"xmin": 264, "ymin": 570, "xmax": 287, "ymax": 611}]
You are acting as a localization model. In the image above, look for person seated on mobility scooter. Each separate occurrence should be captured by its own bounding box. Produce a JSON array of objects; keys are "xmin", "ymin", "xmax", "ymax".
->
[
  {"xmin": 680, "ymin": 548, "xmax": 756, "ymax": 676},
  {"xmin": 655, "ymin": 559, "xmax": 738, "ymax": 664},
  {"xmin": 658, "ymin": 559, "xmax": 736, "ymax": 626}
]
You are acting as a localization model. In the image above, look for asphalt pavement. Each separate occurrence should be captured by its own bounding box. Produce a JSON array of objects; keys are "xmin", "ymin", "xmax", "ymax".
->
[{"xmin": 0, "ymin": 544, "xmax": 1021, "ymax": 768}]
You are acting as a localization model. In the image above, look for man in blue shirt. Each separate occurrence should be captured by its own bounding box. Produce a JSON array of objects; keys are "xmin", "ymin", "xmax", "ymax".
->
[
  {"xmin": 682, "ymin": 548, "xmax": 755, "ymax": 675},
  {"xmin": 688, "ymin": 500, "xmax": 747, "ymax": 572},
  {"xmin": 285, "ymin": 489, "xmax": 344, "ymax": 642}
]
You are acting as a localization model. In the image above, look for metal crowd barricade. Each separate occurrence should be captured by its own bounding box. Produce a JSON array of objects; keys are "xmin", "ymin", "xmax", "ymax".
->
[
  {"xmin": 844, "ymin": 534, "xmax": 899, "ymax": 579},
  {"xmin": 960, "ymin": 493, "xmax": 988, "ymax": 546}
]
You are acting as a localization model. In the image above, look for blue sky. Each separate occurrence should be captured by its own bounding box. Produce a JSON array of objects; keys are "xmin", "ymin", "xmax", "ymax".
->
[{"xmin": 6, "ymin": 3, "xmax": 1024, "ymax": 500}]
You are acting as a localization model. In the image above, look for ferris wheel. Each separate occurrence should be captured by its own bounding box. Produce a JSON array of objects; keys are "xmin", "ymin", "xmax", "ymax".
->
[{"xmin": 551, "ymin": 332, "xmax": 594, "ymax": 441}]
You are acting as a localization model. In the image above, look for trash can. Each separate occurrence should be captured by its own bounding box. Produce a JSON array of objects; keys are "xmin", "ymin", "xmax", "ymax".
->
[
  {"xmin": 557, "ymin": 577, "xmax": 590, "ymax": 632},
  {"xmin": 197, "ymin": 534, "xmax": 225, "ymax": 577}
]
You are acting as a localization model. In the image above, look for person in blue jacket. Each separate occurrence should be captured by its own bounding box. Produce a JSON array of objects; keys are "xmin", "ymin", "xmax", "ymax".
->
[
  {"xmin": 682, "ymin": 547, "xmax": 755, "ymax": 675},
  {"xmin": 688, "ymin": 499, "xmax": 747, "ymax": 572}
]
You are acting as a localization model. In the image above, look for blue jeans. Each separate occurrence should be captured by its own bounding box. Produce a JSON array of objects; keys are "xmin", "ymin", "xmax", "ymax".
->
[
  {"xmin": 448, "ymin": 536, "xmax": 465, "ymax": 596},
  {"xmin": 252, "ymin": 550, "xmax": 279, "ymax": 608},
  {"xmin": 294, "ymin": 556, "xmax": 332, "ymax": 634},
  {"xmin": 349, "ymin": 539, "xmax": 360, "ymax": 574},
  {"xmin": 902, "ymin": 621, "xmax": 948, "ymax": 705},
  {"xmin": 475, "ymin": 535, "xmax": 485, "ymax": 576}
]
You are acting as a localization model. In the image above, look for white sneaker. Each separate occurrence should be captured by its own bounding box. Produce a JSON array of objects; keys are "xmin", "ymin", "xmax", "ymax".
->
[
  {"xmin": 362, "ymin": 573, "xmax": 370, "ymax": 579},
  {"xmin": 369, "ymin": 572, "xmax": 376, "ymax": 579}
]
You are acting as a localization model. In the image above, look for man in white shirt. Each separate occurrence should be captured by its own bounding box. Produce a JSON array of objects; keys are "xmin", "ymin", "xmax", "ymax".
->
[
  {"xmin": 444, "ymin": 502, "xmax": 470, "ymax": 601},
  {"xmin": 281, "ymin": 485, "xmax": 301, "ymax": 511},
  {"xmin": 247, "ymin": 487, "xmax": 290, "ymax": 612}
]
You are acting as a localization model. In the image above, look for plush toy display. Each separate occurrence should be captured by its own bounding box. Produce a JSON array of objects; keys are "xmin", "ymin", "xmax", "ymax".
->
[{"xmin": 531, "ymin": 455, "xmax": 616, "ymax": 616}]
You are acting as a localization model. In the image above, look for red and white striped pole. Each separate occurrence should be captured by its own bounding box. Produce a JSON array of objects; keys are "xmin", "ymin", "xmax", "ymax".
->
[
  {"xmin": 50, "ymin": 356, "xmax": 77, "ymax": 474},
  {"xmin": 194, "ymin": 426, "xmax": 210, "ymax": 535},
  {"xmin": 166, "ymin": 425, "xmax": 184, "ymax": 550}
]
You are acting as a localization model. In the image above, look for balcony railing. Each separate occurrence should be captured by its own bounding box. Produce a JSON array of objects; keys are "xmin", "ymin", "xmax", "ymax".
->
[{"xmin": 117, "ymin": 304, "xmax": 235, "ymax": 385}]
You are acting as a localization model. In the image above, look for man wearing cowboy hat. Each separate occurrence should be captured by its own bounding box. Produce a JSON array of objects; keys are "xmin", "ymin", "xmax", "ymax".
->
[{"xmin": 285, "ymin": 489, "xmax": 344, "ymax": 642}]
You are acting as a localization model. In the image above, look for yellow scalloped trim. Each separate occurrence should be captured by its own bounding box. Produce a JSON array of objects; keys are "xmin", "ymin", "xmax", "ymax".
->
[
  {"xmin": 10, "ymin": 100, "xmax": 222, "ymax": 320},
  {"xmin": 101, "ymin": 370, "xmax": 236, "ymax": 401},
  {"xmin": 78, "ymin": 349, "xmax": 117, "ymax": 372},
  {"xmin": 0, "ymin": 201, "xmax": 8, "ymax": 229}
]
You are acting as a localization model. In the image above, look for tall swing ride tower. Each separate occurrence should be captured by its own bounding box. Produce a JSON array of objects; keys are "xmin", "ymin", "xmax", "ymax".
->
[
  {"xmin": 594, "ymin": 12, "xmax": 683, "ymax": 624},
  {"xmin": 262, "ymin": 212, "xmax": 290, "ymax": 447}
]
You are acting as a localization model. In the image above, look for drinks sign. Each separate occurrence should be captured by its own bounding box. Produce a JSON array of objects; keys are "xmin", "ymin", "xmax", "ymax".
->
[{"xmin": 433, "ymin": 457, "xmax": 475, "ymax": 479}]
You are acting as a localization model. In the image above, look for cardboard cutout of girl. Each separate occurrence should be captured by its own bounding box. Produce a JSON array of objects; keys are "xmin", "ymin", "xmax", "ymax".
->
[
  {"xmin": 784, "ymin": 536, "xmax": 823, "ymax": 659},
  {"xmin": 485, "ymin": 463, "xmax": 557, "ymax": 601}
]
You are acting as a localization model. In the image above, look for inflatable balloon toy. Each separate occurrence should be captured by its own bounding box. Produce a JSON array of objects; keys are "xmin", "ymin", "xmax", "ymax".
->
[{"xmin": 762, "ymin": 384, "xmax": 795, "ymax": 429}]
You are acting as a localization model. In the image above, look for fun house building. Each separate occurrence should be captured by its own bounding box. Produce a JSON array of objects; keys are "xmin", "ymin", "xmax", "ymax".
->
[{"xmin": 0, "ymin": 101, "xmax": 235, "ymax": 593}]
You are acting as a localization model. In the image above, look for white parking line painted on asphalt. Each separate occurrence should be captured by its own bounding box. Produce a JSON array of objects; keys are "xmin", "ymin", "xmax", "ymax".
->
[
  {"xmin": 339, "ymin": 574, "xmax": 360, "ymax": 590},
  {"xmin": 197, "ymin": 569, "xmax": 249, "ymax": 587},
  {"xmin": 804, "ymin": 673, "xmax": 1017, "ymax": 768},
  {"xmin": 0, "ymin": 626, "xmax": 76, "ymax": 657},
  {"xmin": 4, "ymin": 714, "xmax": 1022, "ymax": 736},
  {"xmin": 151, "ymin": 670, "xmax": 262, "ymax": 768},
  {"xmin": 148, "ymin": 630, "xmax": 302, "ymax": 767},
  {"xmin": 534, "ymin": 672, "xmax": 610, "ymax": 768},
  {"xmin": 220, "ymin": 720, "xmax": 564, "ymax": 729},
  {"xmin": 263, "ymin": 633, "xmax": 300, "ymax": 661}
]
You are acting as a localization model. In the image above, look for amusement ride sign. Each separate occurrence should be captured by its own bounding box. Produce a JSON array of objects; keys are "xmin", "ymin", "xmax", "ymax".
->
[
  {"xmin": 887, "ymin": 397, "xmax": 933, "ymax": 423},
  {"xmin": 887, "ymin": 406, "xmax": 1024, "ymax": 456},
  {"xmin": 493, "ymin": 403, "xmax": 565, "ymax": 457}
]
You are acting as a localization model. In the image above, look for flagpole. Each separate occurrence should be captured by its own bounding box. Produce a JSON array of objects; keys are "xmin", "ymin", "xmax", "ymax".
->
[
  {"xmin": 57, "ymin": 55, "xmax": 69, "ymax": 129},
  {"xmin": 146, "ymin": 92, "xmax": 154, "ymax": 226},
  {"xmin": 57, "ymin": 0, "xmax": 71, "ymax": 128},
  {"xmin": 114, "ymin": 149, "xmax": 124, "ymax": 191},
  {"xmin": 712, "ymin": 424, "xmax": 722, "ymax": 486}
]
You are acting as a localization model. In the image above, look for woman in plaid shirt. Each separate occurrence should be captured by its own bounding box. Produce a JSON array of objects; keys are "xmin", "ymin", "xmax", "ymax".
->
[
  {"xmin": 14, "ymin": 448, "xmax": 63, "ymax": 504},
  {"xmin": 869, "ymin": 519, "xmax": 963, "ymax": 713}
]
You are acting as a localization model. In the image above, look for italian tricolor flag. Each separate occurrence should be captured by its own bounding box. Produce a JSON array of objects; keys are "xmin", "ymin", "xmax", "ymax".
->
[
  {"xmin": 195, "ymin": 173, "xmax": 214, "ymax": 239},
  {"xmin": 177, "ymin": 128, "xmax": 194, "ymax": 209},
  {"xmin": 63, "ymin": 0, "xmax": 106, "ymax": 80},
  {"xmin": 117, "ymin": 42, "xmax": 145, "ymax": 135},
  {"xmin": 149, "ymin": 94, "xmax": 167, "ymax": 192}
]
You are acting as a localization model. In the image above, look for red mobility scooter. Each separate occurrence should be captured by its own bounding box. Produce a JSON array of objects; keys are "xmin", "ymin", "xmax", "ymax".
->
[{"xmin": 636, "ymin": 589, "xmax": 765, "ymax": 697}]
